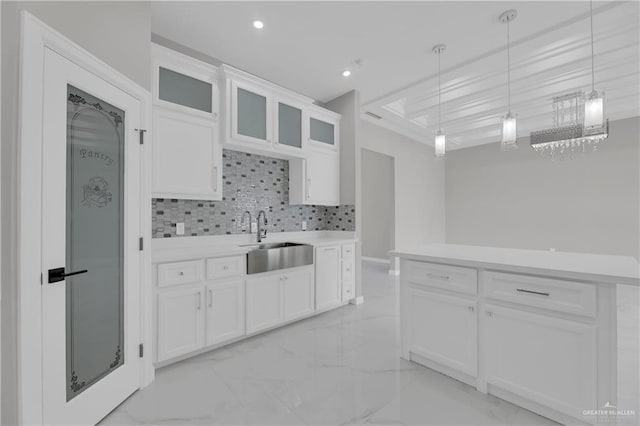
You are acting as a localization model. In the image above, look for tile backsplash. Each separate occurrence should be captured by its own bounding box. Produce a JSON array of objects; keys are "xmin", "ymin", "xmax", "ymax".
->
[{"xmin": 152, "ymin": 149, "xmax": 355, "ymax": 238}]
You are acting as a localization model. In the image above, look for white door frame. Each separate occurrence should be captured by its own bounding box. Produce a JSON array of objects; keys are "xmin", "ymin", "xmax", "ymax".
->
[{"xmin": 17, "ymin": 11, "xmax": 153, "ymax": 425}]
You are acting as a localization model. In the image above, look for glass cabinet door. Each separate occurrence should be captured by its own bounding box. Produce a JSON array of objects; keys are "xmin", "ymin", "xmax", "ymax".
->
[
  {"xmin": 276, "ymin": 101, "xmax": 302, "ymax": 149},
  {"xmin": 236, "ymin": 87, "xmax": 268, "ymax": 141},
  {"xmin": 158, "ymin": 67, "xmax": 213, "ymax": 113},
  {"xmin": 309, "ymin": 117, "xmax": 335, "ymax": 146}
]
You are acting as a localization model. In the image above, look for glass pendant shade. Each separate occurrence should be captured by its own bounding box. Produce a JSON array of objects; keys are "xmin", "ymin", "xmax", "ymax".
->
[
  {"xmin": 434, "ymin": 129, "xmax": 446, "ymax": 158},
  {"xmin": 583, "ymin": 91, "xmax": 605, "ymax": 134},
  {"xmin": 501, "ymin": 112, "xmax": 518, "ymax": 150}
]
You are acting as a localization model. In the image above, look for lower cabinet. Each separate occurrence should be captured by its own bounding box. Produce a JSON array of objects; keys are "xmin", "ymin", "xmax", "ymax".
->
[
  {"xmin": 246, "ymin": 274, "xmax": 283, "ymax": 334},
  {"xmin": 315, "ymin": 245, "xmax": 341, "ymax": 309},
  {"xmin": 283, "ymin": 268, "xmax": 315, "ymax": 321},
  {"xmin": 246, "ymin": 267, "xmax": 315, "ymax": 334},
  {"xmin": 483, "ymin": 304, "xmax": 596, "ymax": 419},
  {"xmin": 206, "ymin": 280, "xmax": 245, "ymax": 346},
  {"xmin": 406, "ymin": 286, "xmax": 477, "ymax": 377},
  {"xmin": 157, "ymin": 280, "xmax": 245, "ymax": 362},
  {"xmin": 157, "ymin": 286, "xmax": 205, "ymax": 362}
]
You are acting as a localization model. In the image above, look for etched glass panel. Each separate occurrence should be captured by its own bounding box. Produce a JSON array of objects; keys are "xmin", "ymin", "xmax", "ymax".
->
[
  {"xmin": 278, "ymin": 102, "xmax": 302, "ymax": 148},
  {"xmin": 159, "ymin": 67, "xmax": 212, "ymax": 113},
  {"xmin": 66, "ymin": 85, "xmax": 124, "ymax": 401},
  {"xmin": 310, "ymin": 117, "xmax": 335, "ymax": 145},
  {"xmin": 237, "ymin": 87, "xmax": 267, "ymax": 140}
]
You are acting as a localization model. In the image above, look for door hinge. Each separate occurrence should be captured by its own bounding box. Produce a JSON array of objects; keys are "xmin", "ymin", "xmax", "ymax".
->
[
  {"xmin": 135, "ymin": 128, "xmax": 147, "ymax": 145},
  {"xmin": 139, "ymin": 343, "xmax": 144, "ymax": 358},
  {"xmin": 139, "ymin": 237, "xmax": 144, "ymax": 251}
]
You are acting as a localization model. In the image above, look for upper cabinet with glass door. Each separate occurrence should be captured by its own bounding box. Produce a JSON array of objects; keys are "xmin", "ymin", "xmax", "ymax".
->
[
  {"xmin": 152, "ymin": 44, "xmax": 223, "ymax": 200},
  {"xmin": 308, "ymin": 106, "xmax": 341, "ymax": 151},
  {"xmin": 152, "ymin": 44, "xmax": 219, "ymax": 120},
  {"xmin": 222, "ymin": 65, "xmax": 332, "ymax": 158}
]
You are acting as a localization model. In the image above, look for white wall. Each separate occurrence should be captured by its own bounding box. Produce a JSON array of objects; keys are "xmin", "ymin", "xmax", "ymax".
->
[
  {"xmin": 446, "ymin": 117, "xmax": 639, "ymax": 260},
  {"xmin": 1, "ymin": 3, "xmax": 151, "ymax": 423},
  {"xmin": 361, "ymin": 149, "xmax": 395, "ymax": 260},
  {"xmin": 360, "ymin": 119, "xmax": 446, "ymax": 271}
]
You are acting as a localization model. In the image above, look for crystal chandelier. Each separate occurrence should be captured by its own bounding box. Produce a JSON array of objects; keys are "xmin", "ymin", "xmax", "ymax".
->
[
  {"xmin": 433, "ymin": 44, "xmax": 446, "ymax": 159},
  {"xmin": 530, "ymin": 0, "xmax": 608, "ymax": 160}
]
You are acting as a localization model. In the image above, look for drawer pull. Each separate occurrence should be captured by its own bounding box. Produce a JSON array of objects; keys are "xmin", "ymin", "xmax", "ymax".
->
[
  {"xmin": 223, "ymin": 265, "xmax": 229, "ymax": 271},
  {"xmin": 516, "ymin": 288, "xmax": 550, "ymax": 297},
  {"xmin": 426, "ymin": 273, "xmax": 450, "ymax": 281},
  {"xmin": 179, "ymin": 271, "xmax": 184, "ymax": 276},
  {"xmin": 468, "ymin": 306, "xmax": 474, "ymax": 312}
]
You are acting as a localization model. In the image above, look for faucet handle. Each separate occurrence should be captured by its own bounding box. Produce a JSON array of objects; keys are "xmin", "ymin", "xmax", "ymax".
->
[{"xmin": 260, "ymin": 228, "xmax": 268, "ymax": 238}]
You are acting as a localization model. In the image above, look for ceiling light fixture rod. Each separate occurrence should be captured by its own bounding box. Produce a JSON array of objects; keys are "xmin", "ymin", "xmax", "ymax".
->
[
  {"xmin": 432, "ymin": 44, "xmax": 446, "ymax": 129},
  {"xmin": 589, "ymin": 0, "xmax": 595, "ymax": 91}
]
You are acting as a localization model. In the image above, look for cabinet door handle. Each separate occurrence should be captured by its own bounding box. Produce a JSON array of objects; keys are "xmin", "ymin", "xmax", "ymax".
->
[
  {"xmin": 213, "ymin": 166, "xmax": 218, "ymax": 192},
  {"xmin": 486, "ymin": 311, "xmax": 492, "ymax": 317},
  {"xmin": 426, "ymin": 273, "xmax": 450, "ymax": 281},
  {"xmin": 208, "ymin": 289, "xmax": 213, "ymax": 307},
  {"xmin": 197, "ymin": 293, "xmax": 202, "ymax": 310},
  {"xmin": 468, "ymin": 306, "xmax": 474, "ymax": 312},
  {"xmin": 516, "ymin": 288, "xmax": 550, "ymax": 297},
  {"xmin": 306, "ymin": 178, "xmax": 311, "ymax": 199}
]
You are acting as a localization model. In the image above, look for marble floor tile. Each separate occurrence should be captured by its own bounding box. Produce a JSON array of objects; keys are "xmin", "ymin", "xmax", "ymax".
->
[{"xmin": 102, "ymin": 261, "xmax": 569, "ymax": 425}]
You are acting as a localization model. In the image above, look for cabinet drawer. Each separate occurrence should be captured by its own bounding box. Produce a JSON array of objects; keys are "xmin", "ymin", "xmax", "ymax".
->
[
  {"xmin": 158, "ymin": 260, "xmax": 204, "ymax": 287},
  {"xmin": 206, "ymin": 256, "xmax": 244, "ymax": 280},
  {"xmin": 483, "ymin": 271, "xmax": 596, "ymax": 317},
  {"xmin": 342, "ymin": 281, "xmax": 354, "ymax": 301},
  {"xmin": 342, "ymin": 243, "xmax": 355, "ymax": 260},
  {"xmin": 342, "ymin": 259, "xmax": 355, "ymax": 282},
  {"xmin": 406, "ymin": 261, "xmax": 477, "ymax": 295}
]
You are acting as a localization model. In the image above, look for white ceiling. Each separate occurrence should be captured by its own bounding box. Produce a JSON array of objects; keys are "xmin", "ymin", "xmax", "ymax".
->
[{"xmin": 152, "ymin": 1, "xmax": 640, "ymax": 149}]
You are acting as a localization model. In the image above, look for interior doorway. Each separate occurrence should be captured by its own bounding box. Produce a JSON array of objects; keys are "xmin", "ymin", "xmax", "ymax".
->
[{"xmin": 361, "ymin": 149, "xmax": 395, "ymax": 267}]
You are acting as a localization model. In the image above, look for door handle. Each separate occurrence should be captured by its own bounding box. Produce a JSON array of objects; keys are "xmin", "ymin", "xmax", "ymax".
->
[{"xmin": 48, "ymin": 267, "xmax": 88, "ymax": 284}]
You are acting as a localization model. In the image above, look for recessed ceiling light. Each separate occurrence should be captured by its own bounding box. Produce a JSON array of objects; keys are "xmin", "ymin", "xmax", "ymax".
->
[
  {"xmin": 342, "ymin": 70, "xmax": 351, "ymax": 77},
  {"xmin": 253, "ymin": 20, "xmax": 264, "ymax": 29}
]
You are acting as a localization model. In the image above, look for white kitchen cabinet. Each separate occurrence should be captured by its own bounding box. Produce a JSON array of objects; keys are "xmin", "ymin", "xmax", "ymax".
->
[
  {"xmin": 246, "ymin": 274, "xmax": 283, "ymax": 334},
  {"xmin": 315, "ymin": 245, "xmax": 342, "ymax": 310},
  {"xmin": 406, "ymin": 287, "xmax": 477, "ymax": 377},
  {"xmin": 152, "ymin": 108, "xmax": 222, "ymax": 200},
  {"xmin": 205, "ymin": 280, "xmax": 245, "ymax": 346},
  {"xmin": 483, "ymin": 304, "xmax": 596, "ymax": 419},
  {"xmin": 289, "ymin": 148, "xmax": 340, "ymax": 206},
  {"xmin": 157, "ymin": 286, "xmax": 205, "ymax": 362},
  {"xmin": 283, "ymin": 268, "xmax": 314, "ymax": 321},
  {"xmin": 229, "ymin": 79, "xmax": 273, "ymax": 147},
  {"xmin": 152, "ymin": 44, "xmax": 222, "ymax": 200},
  {"xmin": 274, "ymin": 96, "xmax": 305, "ymax": 155},
  {"xmin": 152, "ymin": 43, "xmax": 219, "ymax": 119},
  {"xmin": 308, "ymin": 107, "xmax": 340, "ymax": 150}
]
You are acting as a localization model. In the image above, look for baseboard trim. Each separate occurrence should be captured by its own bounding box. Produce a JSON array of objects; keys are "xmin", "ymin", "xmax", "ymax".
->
[
  {"xmin": 362, "ymin": 256, "xmax": 390, "ymax": 264},
  {"xmin": 350, "ymin": 296, "xmax": 364, "ymax": 305}
]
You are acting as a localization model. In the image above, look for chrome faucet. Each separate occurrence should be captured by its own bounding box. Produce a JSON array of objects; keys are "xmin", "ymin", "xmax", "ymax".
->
[
  {"xmin": 241, "ymin": 211, "xmax": 252, "ymax": 234},
  {"xmin": 256, "ymin": 210, "xmax": 268, "ymax": 243}
]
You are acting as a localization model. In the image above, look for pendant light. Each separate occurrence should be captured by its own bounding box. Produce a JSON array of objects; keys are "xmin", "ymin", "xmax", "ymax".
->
[
  {"xmin": 433, "ymin": 44, "xmax": 446, "ymax": 158},
  {"xmin": 583, "ymin": 0, "xmax": 605, "ymax": 135},
  {"xmin": 500, "ymin": 9, "xmax": 518, "ymax": 150}
]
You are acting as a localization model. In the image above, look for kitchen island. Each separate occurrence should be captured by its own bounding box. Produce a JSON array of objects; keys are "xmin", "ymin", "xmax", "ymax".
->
[{"xmin": 391, "ymin": 244, "xmax": 639, "ymax": 426}]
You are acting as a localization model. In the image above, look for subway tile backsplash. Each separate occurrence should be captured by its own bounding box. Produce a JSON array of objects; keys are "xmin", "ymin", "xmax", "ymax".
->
[{"xmin": 152, "ymin": 149, "xmax": 355, "ymax": 238}]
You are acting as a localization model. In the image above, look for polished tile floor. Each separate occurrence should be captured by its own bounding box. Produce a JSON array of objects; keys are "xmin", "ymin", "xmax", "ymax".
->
[{"xmin": 102, "ymin": 262, "xmax": 591, "ymax": 425}]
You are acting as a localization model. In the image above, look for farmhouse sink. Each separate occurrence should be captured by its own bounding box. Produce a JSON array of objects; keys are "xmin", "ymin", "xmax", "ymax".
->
[{"xmin": 242, "ymin": 242, "xmax": 314, "ymax": 274}]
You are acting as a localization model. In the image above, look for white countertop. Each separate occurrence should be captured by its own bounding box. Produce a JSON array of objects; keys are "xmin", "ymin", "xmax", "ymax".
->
[
  {"xmin": 152, "ymin": 231, "xmax": 357, "ymax": 262},
  {"xmin": 391, "ymin": 244, "xmax": 640, "ymax": 286}
]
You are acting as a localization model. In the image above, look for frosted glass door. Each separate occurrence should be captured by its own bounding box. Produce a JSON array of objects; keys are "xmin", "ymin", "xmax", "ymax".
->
[
  {"xmin": 237, "ymin": 87, "xmax": 267, "ymax": 140},
  {"xmin": 66, "ymin": 85, "xmax": 124, "ymax": 400},
  {"xmin": 310, "ymin": 117, "xmax": 335, "ymax": 146},
  {"xmin": 277, "ymin": 102, "xmax": 302, "ymax": 149},
  {"xmin": 159, "ymin": 67, "xmax": 212, "ymax": 113}
]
